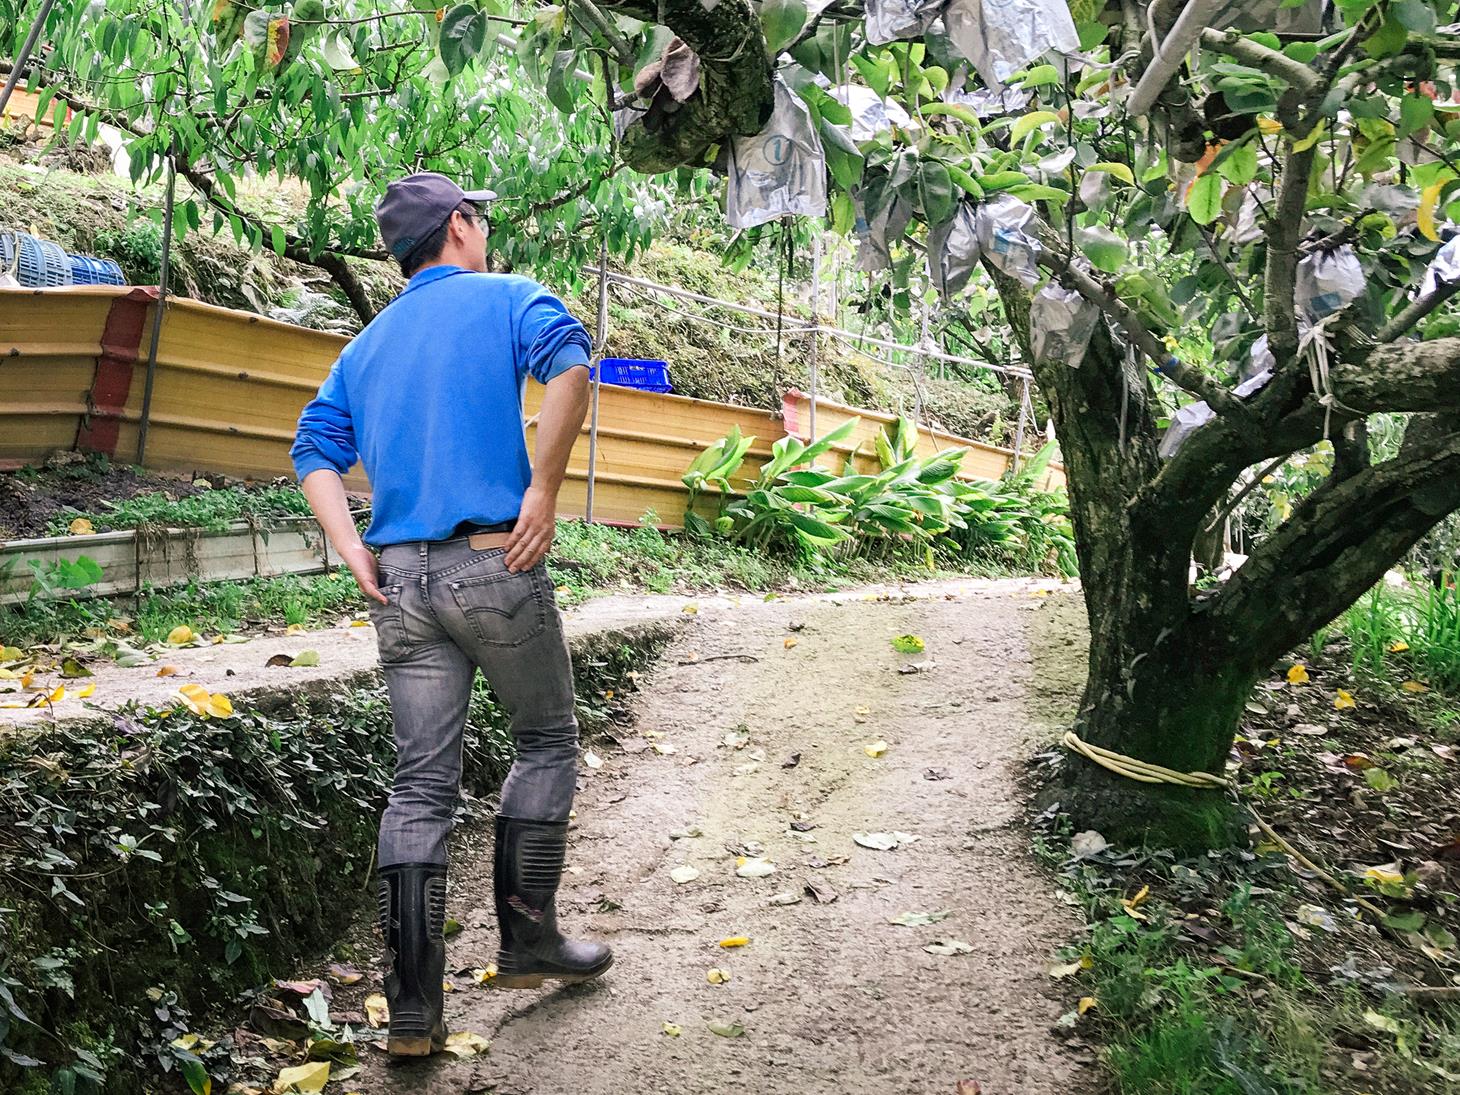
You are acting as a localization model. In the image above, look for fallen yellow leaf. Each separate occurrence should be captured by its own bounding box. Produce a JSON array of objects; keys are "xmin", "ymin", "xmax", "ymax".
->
[
  {"xmin": 864, "ymin": 740, "xmax": 889, "ymax": 758},
  {"xmin": 363, "ymin": 993, "xmax": 388, "ymax": 1028},
  {"xmin": 76, "ymin": 682, "xmax": 96, "ymax": 699},
  {"xmin": 1389, "ymin": 640, "xmax": 1409, "ymax": 653},
  {"xmin": 442, "ymin": 1030, "xmax": 489, "ymax": 1057},
  {"xmin": 472, "ymin": 964, "xmax": 497, "ymax": 984},
  {"xmin": 1077, "ymin": 996, "xmax": 1097, "ymax": 1015},
  {"xmin": 1419, "ymin": 182, "xmax": 1444, "ymax": 242},
  {"xmin": 1401, "ymin": 680, "xmax": 1428, "ymax": 693},
  {"xmin": 274, "ymin": 1061, "xmax": 330, "ymax": 1093},
  {"xmin": 167, "ymin": 625, "xmax": 195, "ymax": 645},
  {"xmin": 286, "ymin": 623, "xmax": 308, "ymax": 636},
  {"xmin": 1334, "ymin": 689, "xmax": 1356, "ymax": 711},
  {"xmin": 1364, "ymin": 865, "xmax": 1404, "ymax": 886},
  {"xmin": 681, "ymin": 603, "xmax": 698, "ymax": 615},
  {"xmin": 662, "ymin": 1021, "xmax": 682, "ymax": 1037},
  {"xmin": 1286, "ymin": 664, "xmax": 1309, "ymax": 685},
  {"xmin": 719, "ymin": 936, "xmax": 750, "ymax": 949},
  {"xmin": 156, "ymin": 665, "xmax": 179, "ymax": 677},
  {"xmin": 706, "ymin": 968, "xmax": 732, "ymax": 984},
  {"xmin": 784, "ymin": 637, "xmax": 798, "ymax": 649},
  {"xmin": 206, "ymin": 693, "xmax": 233, "ymax": 718},
  {"xmin": 68, "ymin": 517, "xmax": 95, "ymax": 535}
]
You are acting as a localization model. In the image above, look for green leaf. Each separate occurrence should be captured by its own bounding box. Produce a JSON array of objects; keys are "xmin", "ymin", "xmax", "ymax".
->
[
  {"xmin": 1010, "ymin": 110, "xmax": 1061, "ymax": 145},
  {"xmin": 1398, "ymin": 94, "xmax": 1435, "ymax": 141},
  {"xmin": 1015, "ymin": 64, "xmax": 1061, "ymax": 88},
  {"xmin": 819, "ymin": 118, "xmax": 864, "ymax": 189},
  {"xmin": 916, "ymin": 161, "xmax": 956, "ymax": 225},
  {"xmin": 270, "ymin": 224, "xmax": 286, "ymax": 256},
  {"xmin": 439, "ymin": 4, "xmax": 488, "ymax": 77},
  {"xmin": 179, "ymin": 1057, "xmax": 211, "ymax": 1095},
  {"xmin": 1087, "ymin": 161, "xmax": 1135, "ymax": 185},
  {"xmin": 1079, "ymin": 226, "xmax": 1128, "ymax": 273},
  {"xmin": 1214, "ymin": 139, "xmax": 1258, "ymax": 185},
  {"xmin": 546, "ymin": 49, "xmax": 578, "ymax": 113},
  {"xmin": 1185, "ymin": 172, "xmax": 1223, "ymax": 225},
  {"xmin": 760, "ymin": 0, "xmax": 808, "ymax": 55},
  {"xmin": 851, "ymin": 52, "xmax": 893, "ymax": 98}
]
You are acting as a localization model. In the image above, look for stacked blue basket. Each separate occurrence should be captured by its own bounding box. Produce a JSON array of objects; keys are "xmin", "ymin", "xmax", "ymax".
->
[
  {"xmin": 598, "ymin": 357, "xmax": 673, "ymax": 393},
  {"xmin": 0, "ymin": 230, "xmax": 73, "ymax": 287},
  {"xmin": 68, "ymin": 253, "xmax": 126, "ymax": 285}
]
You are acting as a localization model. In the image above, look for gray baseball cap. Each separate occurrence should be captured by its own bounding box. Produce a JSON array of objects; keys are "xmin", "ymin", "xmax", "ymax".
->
[{"xmin": 375, "ymin": 172, "xmax": 498, "ymax": 263}]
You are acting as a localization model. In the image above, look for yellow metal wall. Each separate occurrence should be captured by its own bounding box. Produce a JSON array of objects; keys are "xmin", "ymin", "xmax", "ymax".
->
[{"xmin": 0, "ymin": 288, "xmax": 1063, "ymax": 527}]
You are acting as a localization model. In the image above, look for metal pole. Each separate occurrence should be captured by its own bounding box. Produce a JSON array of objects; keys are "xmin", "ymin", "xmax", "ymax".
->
[
  {"xmin": 136, "ymin": 159, "xmax": 177, "ymax": 465},
  {"xmin": 807, "ymin": 230, "xmax": 820, "ymax": 442},
  {"xmin": 584, "ymin": 236, "xmax": 607, "ymax": 523},
  {"xmin": 913, "ymin": 296, "xmax": 930, "ymax": 425},
  {"xmin": 0, "ymin": 0, "xmax": 58, "ymax": 121},
  {"xmin": 1011, "ymin": 376, "xmax": 1031, "ymax": 474}
]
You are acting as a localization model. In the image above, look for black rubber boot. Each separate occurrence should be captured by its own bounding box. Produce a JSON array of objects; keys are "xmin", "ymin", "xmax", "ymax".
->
[
  {"xmin": 492, "ymin": 815, "xmax": 613, "ymax": 989},
  {"xmin": 377, "ymin": 863, "xmax": 448, "ymax": 1056}
]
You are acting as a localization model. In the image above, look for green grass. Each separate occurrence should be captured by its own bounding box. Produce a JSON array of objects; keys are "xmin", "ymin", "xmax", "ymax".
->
[
  {"xmin": 47, "ymin": 483, "xmax": 317, "ymax": 535},
  {"xmin": 1316, "ymin": 578, "xmax": 1460, "ymax": 696}
]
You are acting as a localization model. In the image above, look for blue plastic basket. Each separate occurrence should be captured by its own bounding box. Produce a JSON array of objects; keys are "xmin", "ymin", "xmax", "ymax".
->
[
  {"xmin": 598, "ymin": 357, "xmax": 673, "ymax": 393},
  {"xmin": 0, "ymin": 230, "xmax": 73, "ymax": 287},
  {"xmin": 68, "ymin": 253, "xmax": 126, "ymax": 286}
]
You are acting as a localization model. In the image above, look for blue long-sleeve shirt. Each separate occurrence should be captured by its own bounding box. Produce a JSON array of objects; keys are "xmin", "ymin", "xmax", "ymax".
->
[{"xmin": 290, "ymin": 265, "xmax": 591, "ymax": 547}]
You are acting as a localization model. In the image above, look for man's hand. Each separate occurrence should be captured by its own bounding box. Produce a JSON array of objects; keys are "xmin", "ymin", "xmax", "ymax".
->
[
  {"xmin": 505, "ymin": 485, "xmax": 557, "ymax": 572},
  {"xmin": 340, "ymin": 543, "xmax": 388, "ymax": 604}
]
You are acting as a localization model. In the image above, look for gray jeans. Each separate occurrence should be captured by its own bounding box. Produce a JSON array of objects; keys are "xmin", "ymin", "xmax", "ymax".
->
[{"xmin": 370, "ymin": 538, "xmax": 579, "ymax": 868}]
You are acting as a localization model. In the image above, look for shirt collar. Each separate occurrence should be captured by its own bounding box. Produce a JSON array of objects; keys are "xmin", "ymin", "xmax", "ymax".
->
[{"xmin": 401, "ymin": 264, "xmax": 473, "ymax": 295}]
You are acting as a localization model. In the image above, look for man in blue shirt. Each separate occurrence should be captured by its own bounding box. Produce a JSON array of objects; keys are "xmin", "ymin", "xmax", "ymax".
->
[{"xmin": 292, "ymin": 172, "xmax": 610, "ymax": 1057}]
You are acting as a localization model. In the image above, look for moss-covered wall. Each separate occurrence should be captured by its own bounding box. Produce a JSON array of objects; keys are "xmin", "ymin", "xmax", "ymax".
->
[{"xmin": 0, "ymin": 623, "xmax": 675, "ymax": 1094}]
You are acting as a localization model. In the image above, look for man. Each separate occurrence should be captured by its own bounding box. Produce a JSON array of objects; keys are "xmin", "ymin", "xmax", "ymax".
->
[{"xmin": 290, "ymin": 172, "xmax": 611, "ymax": 1058}]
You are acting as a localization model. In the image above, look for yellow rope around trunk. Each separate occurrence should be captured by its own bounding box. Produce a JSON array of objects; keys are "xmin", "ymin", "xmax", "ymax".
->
[
  {"xmin": 1060, "ymin": 730, "xmax": 1391, "ymax": 922},
  {"xmin": 1060, "ymin": 730, "xmax": 1230, "ymax": 789}
]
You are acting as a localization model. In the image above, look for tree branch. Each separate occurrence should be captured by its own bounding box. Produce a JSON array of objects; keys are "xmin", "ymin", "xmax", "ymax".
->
[
  {"xmin": 568, "ymin": 0, "xmax": 636, "ymax": 66},
  {"xmin": 1263, "ymin": 144, "xmax": 1317, "ymax": 364},
  {"xmin": 1377, "ymin": 278, "xmax": 1460, "ymax": 343},
  {"xmin": 1199, "ymin": 28, "xmax": 1320, "ymax": 95}
]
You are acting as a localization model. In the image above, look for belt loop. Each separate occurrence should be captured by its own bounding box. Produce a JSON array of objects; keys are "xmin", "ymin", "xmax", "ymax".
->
[{"xmin": 419, "ymin": 540, "xmax": 429, "ymax": 587}]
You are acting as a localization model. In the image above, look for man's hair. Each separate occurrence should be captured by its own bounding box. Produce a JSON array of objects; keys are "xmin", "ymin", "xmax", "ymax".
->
[{"xmin": 399, "ymin": 201, "xmax": 478, "ymax": 277}]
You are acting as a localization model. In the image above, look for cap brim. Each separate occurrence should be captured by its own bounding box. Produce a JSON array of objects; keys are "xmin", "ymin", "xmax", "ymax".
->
[{"xmin": 462, "ymin": 189, "xmax": 498, "ymax": 203}]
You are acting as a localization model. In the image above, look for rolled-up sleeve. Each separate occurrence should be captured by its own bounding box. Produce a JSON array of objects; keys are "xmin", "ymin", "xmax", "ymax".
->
[
  {"xmin": 515, "ymin": 288, "xmax": 592, "ymax": 385},
  {"xmin": 291, "ymin": 360, "xmax": 358, "ymax": 479}
]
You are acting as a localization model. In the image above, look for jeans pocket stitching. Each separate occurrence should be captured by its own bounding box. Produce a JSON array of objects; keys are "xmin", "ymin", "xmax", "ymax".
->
[
  {"xmin": 370, "ymin": 584, "xmax": 414, "ymax": 659},
  {"xmin": 449, "ymin": 573, "xmax": 546, "ymax": 648}
]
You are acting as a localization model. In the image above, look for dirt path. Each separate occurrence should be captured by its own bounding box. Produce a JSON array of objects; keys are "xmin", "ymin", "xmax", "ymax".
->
[{"xmin": 314, "ymin": 578, "xmax": 1094, "ymax": 1094}]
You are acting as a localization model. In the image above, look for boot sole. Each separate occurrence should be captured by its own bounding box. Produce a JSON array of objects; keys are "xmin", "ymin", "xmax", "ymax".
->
[
  {"xmin": 386, "ymin": 1035, "xmax": 442, "ymax": 1057},
  {"xmin": 491, "ymin": 953, "xmax": 614, "ymax": 990}
]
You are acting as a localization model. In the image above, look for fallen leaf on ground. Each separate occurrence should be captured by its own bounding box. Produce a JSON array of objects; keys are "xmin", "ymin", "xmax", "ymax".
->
[
  {"xmin": 1286, "ymin": 664, "xmax": 1309, "ymax": 685},
  {"xmin": 59, "ymin": 657, "xmax": 92, "ymax": 679},
  {"xmin": 768, "ymin": 890, "xmax": 802, "ymax": 906},
  {"xmin": 923, "ymin": 939, "xmax": 974, "ymax": 956},
  {"xmin": 363, "ymin": 994, "xmax": 388, "ymax": 1029},
  {"xmin": 443, "ymin": 918, "xmax": 463, "ymax": 937},
  {"xmin": 783, "ymin": 637, "xmax": 798, "ymax": 649},
  {"xmin": 75, "ymin": 682, "xmax": 95, "ymax": 699},
  {"xmin": 661, "ymin": 1022, "xmax": 681, "ymax": 1037},
  {"xmin": 706, "ymin": 968, "xmax": 731, "ymax": 984},
  {"xmin": 584, "ymin": 749, "xmax": 603, "ymax": 770},
  {"xmin": 1294, "ymin": 904, "xmax": 1338, "ymax": 932},
  {"xmin": 889, "ymin": 910, "xmax": 952, "ymax": 927},
  {"xmin": 956, "ymin": 1083, "xmax": 983, "ymax": 1095},
  {"xmin": 1363, "ymin": 1009, "xmax": 1402, "ymax": 1036},
  {"xmin": 1077, "ymin": 996, "xmax": 1098, "ymax": 1015},
  {"xmin": 782, "ymin": 753, "xmax": 801, "ymax": 768},
  {"xmin": 1401, "ymin": 680, "xmax": 1429, "ymax": 693},
  {"xmin": 1364, "ymin": 865, "xmax": 1405, "ymax": 886},
  {"xmin": 735, "ymin": 857, "xmax": 775, "ymax": 878},
  {"xmin": 290, "ymin": 650, "xmax": 320, "ymax": 668},
  {"xmin": 167, "ymin": 625, "xmax": 196, "ymax": 645},
  {"xmin": 722, "ymin": 728, "xmax": 750, "ymax": 749},
  {"xmin": 286, "ymin": 624, "xmax": 308, "ymax": 636},
  {"xmin": 326, "ymin": 964, "xmax": 362, "ymax": 986},
  {"xmin": 653, "ymin": 742, "xmax": 678, "ymax": 755},
  {"xmin": 804, "ymin": 879, "xmax": 839, "ymax": 904},
  {"xmin": 1122, "ymin": 885, "xmax": 1151, "ymax": 920},
  {"xmin": 864, "ymin": 740, "xmax": 889, "ymax": 758},
  {"xmin": 442, "ymin": 1031, "xmax": 489, "ymax": 1058},
  {"xmin": 1292, "ymin": 723, "xmax": 1328, "ymax": 736},
  {"xmin": 718, "ymin": 936, "xmax": 750, "ymax": 949},
  {"xmin": 157, "ymin": 665, "xmax": 179, "ymax": 677},
  {"xmin": 707, "ymin": 1019, "xmax": 745, "ymax": 1038},
  {"xmin": 472, "ymin": 964, "xmax": 498, "ymax": 984},
  {"xmin": 1334, "ymin": 689, "xmax": 1357, "ymax": 710},
  {"xmin": 681, "ymin": 603, "xmax": 698, "ymax": 615},
  {"xmin": 1389, "ymin": 640, "xmax": 1410, "ymax": 653},
  {"xmin": 669, "ymin": 865, "xmax": 700, "ymax": 885},
  {"xmin": 68, "ymin": 517, "xmax": 95, "ymax": 535},
  {"xmin": 274, "ymin": 1061, "xmax": 329, "ymax": 1093},
  {"xmin": 891, "ymin": 634, "xmax": 925, "ymax": 654}
]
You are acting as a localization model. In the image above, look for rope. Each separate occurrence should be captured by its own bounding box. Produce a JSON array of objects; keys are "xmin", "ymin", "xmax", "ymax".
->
[
  {"xmin": 1301, "ymin": 315, "xmax": 1363, "ymax": 440},
  {"xmin": 1060, "ymin": 730, "xmax": 1230, "ymax": 788}
]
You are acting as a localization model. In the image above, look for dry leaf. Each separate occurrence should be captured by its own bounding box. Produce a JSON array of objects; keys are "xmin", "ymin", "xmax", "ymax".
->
[
  {"xmin": 75, "ymin": 682, "xmax": 96, "ymax": 699},
  {"xmin": 1077, "ymin": 996, "xmax": 1097, "ymax": 1015},
  {"xmin": 783, "ymin": 637, "xmax": 798, "ymax": 649},
  {"xmin": 274, "ymin": 1061, "xmax": 330, "ymax": 1093},
  {"xmin": 326, "ymin": 964, "xmax": 362, "ymax": 986},
  {"xmin": 167, "ymin": 625, "xmax": 195, "ymax": 645},
  {"xmin": 718, "ymin": 935, "xmax": 750, "ymax": 948},
  {"xmin": 472, "ymin": 964, "xmax": 498, "ymax": 984},
  {"xmin": 661, "ymin": 1021, "xmax": 681, "ymax": 1037},
  {"xmin": 888, "ymin": 910, "xmax": 951, "ymax": 927},
  {"xmin": 1334, "ymin": 689, "xmax": 1356, "ymax": 710},
  {"xmin": 584, "ymin": 749, "xmax": 603, "ymax": 770},
  {"xmin": 1286, "ymin": 663, "xmax": 1309, "ymax": 685},
  {"xmin": 363, "ymin": 994, "xmax": 388, "ymax": 1029},
  {"xmin": 68, "ymin": 517, "xmax": 96, "ymax": 535},
  {"xmin": 707, "ymin": 1019, "xmax": 744, "ymax": 1038},
  {"xmin": 706, "ymin": 968, "xmax": 731, "ymax": 984},
  {"xmin": 863, "ymin": 740, "xmax": 889, "ymax": 758},
  {"xmin": 156, "ymin": 665, "xmax": 179, "ymax": 677},
  {"xmin": 923, "ymin": 939, "xmax": 974, "ymax": 956},
  {"xmin": 681, "ymin": 603, "xmax": 698, "ymax": 615},
  {"xmin": 1401, "ymin": 680, "xmax": 1429, "ymax": 693},
  {"xmin": 669, "ymin": 865, "xmax": 700, "ymax": 885},
  {"xmin": 1389, "ymin": 640, "xmax": 1410, "ymax": 653},
  {"xmin": 442, "ymin": 1031, "xmax": 489, "ymax": 1058},
  {"xmin": 735, "ymin": 857, "xmax": 775, "ymax": 878}
]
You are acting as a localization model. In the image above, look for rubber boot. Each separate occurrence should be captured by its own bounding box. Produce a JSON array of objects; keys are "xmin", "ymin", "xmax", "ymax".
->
[
  {"xmin": 492, "ymin": 816, "xmax": 613, "ymax": 989},
  {"xmin": 377, "ymin": 863, "xmax": 448, "ymax": 1056}
]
